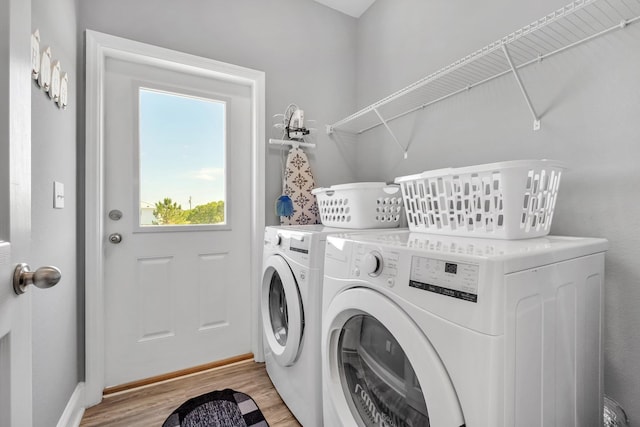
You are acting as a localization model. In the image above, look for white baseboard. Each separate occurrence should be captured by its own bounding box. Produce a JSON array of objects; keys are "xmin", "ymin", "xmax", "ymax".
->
[{"xmin": 57, "ymin": 382, "xmax": 85, "ymax": 427}]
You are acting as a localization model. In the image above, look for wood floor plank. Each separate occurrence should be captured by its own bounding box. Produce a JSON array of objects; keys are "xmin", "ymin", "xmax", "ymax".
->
[{"xmin": 80, "ymin": 360, "xmax": 302, "ymax": 426}]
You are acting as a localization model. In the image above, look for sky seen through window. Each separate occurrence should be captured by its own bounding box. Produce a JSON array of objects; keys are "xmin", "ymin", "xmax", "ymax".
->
[{"xmin": 139, "ymin": 88, "xmax": 226, "ymax": 215}]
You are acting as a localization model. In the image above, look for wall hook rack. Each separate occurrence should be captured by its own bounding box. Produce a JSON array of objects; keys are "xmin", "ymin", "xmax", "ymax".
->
[{"xmin": 326, "ymin": 0, "xmax": 640, "ymax": 155}]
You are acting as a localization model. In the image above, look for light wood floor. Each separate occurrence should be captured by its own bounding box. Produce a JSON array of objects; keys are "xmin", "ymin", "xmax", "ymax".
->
[{"xmin": 80, "ymin": 360, "xmax": 302, "ymax": 426}]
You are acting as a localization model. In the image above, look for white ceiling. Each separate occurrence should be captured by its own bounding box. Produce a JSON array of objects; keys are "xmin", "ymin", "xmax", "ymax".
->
[{"xmin": 313, "ymin": 0, "xmax": 376, "ymax": 18}]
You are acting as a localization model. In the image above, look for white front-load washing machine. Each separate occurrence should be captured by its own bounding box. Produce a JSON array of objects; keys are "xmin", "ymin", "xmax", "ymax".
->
[
  {"xmin": 262, "ymin": 225, "xmax": 368, "ymax": 427},
  {"xmin": 322, "ymin": 230, "xmax": 608, "ymax": 427}
]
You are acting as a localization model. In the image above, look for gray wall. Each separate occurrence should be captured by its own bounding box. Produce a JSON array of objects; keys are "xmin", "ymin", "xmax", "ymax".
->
[
  {"xmin": 355, "ymin": 0, "xmax": 640, "ymax": 422},
  {"xmin": 79, "ymin": 0, "xmax": 359, "ymax": 227},
  {"xmin": 31, "ymin": 0, "xmax": 79, "ymax": 426}
]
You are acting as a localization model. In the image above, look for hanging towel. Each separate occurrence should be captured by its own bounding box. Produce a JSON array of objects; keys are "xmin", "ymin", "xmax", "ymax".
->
[{"xmin": 280, "ymin": 147, "xmax": 320, "ymax": 225}]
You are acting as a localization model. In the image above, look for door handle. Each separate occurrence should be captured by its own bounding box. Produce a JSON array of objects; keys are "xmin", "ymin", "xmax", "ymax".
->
[
  {"xmin": 109, "ymin": 233, "xmax": 122, "ymax": 244},
  {"xmin": 13, "ymin": 264, "xmax": 62, "ymax": 295}
]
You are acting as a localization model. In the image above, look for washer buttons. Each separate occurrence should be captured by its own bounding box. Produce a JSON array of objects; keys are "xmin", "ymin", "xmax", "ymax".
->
[{"xmin": 387, "ymin": 277, "xmax": 395, "ymax": 287}]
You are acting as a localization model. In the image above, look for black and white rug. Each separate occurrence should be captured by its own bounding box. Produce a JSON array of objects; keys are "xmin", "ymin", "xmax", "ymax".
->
[{"xmin": 162, "ymin": 389, "xmax": 269, "ymax": 427}]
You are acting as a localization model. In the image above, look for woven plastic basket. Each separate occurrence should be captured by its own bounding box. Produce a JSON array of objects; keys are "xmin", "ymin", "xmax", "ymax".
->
[
  {"xmin": 311, "ymin": 182, "xmax": 403, "ymax": 229},
  {"xmin": 394, "ymin": 160, "xmax": 566, "ymax": 239}
]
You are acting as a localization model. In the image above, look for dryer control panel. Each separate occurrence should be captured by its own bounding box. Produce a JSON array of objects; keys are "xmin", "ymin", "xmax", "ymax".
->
[
  {"xmin": 351, "ymin": 245, "xmax": 401, "ymax": 288},
  {"xmin": 409, "ymin": 256, "xmax": 479, "ymax": 303},
  {"xmin": 349, "ymin": 242, "xmax": 480, "ymax": 302}
]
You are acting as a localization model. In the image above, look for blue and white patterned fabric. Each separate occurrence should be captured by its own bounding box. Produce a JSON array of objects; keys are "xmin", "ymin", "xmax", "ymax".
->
[{"xmin": 280, "ymin": 147, "xmax": 320, "ymax": 226}]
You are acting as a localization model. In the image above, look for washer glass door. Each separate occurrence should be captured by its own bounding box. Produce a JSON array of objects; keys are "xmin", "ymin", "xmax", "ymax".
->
[
  {"xmin": 268, "ymin": 271, "xmax": 289, "ymax": 346},
  {"xmin": 324, "ymin": 288, "xmax": 464, "ymax": 427},
  {"xmin": 339, "ymin": 314, "xmax": 428, "ymax": 426},
  {"xmin": 262, "ymin": 255, "xmax": 303, "ymax": 366}
]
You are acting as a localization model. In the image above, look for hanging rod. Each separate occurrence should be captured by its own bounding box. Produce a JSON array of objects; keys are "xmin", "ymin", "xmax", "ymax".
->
[
  {"xmin": 327, "ymin": 0, "xmax": 640, "ymax": 136},
  {"xmin": 268, "ymin": 138, "xmax": 316, "ymax": 149}
]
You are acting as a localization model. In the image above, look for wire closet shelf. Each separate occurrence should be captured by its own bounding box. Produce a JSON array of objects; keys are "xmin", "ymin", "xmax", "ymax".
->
[{"xmin": 326, "ymin": 0, "xmax": 640, "ymax": 140}]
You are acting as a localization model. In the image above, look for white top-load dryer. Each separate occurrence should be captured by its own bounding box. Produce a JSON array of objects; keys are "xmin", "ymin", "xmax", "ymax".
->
[{"xmin": 322, "ymin": 230, "xmax": 608, "ymax": 427}]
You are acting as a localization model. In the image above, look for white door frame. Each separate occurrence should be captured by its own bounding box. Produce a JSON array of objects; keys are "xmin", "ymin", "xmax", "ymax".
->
[
  {"xmin": 84, "ymin": 30, "xmax": 265, "ymax": 406},
  {"xmin": 1, "ymin": 0, "xmax": 33, "ymax": 424}
]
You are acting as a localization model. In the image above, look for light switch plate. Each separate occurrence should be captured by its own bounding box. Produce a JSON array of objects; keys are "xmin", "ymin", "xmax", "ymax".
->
[{"xmin": 54, "ymin": 181, "xmax": 64, "ymax": 209}]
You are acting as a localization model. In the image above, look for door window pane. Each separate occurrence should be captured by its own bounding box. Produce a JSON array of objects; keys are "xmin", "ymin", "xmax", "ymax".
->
[
  {"xmin": 138, "ymin": 88, "xmax": 226, "ymax": 226},
  {"xmin": 338, "ymin": 315, "xmax": 429, "ymax": 427}
]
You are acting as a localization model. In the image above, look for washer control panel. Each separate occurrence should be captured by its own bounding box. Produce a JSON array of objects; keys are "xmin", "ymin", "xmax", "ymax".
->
[
  {"xmin": 288, "ymin": 235, "xmax": 309, "ymax": 254},
  {"xmin": 409, "ymin": 256, "xmax": 479, "ymax": 303},
  {"xmin": 352, "ymin": 245, "xmax": 400, "ymax": 287}
]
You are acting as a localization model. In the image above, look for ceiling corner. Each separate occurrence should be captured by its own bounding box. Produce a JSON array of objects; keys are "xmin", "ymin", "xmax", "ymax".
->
[{"xmin": 312, "ymin": 0, "xmax": 376, "ymax": 18}]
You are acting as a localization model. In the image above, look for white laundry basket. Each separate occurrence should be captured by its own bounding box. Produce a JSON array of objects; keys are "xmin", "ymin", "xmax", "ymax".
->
[
  {"xmin": 312, "ymin": 182, "xmax": 403, "ymax": 229},
  {"xmin": 394, "ymin": 160, "xmax": 566, "ymax": 239}
]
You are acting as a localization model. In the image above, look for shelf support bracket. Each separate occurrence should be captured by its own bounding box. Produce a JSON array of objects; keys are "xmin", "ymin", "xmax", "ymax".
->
[
  {"xmin": 373, "ymin": 107, "xmax": 408, "ymax": 159},
  {"xmin": 502, "ymin": 44, "xmax": 541, "ymax": 131}
]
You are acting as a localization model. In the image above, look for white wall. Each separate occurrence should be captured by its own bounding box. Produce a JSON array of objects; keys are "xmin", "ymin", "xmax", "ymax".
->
[
  {"xmin": 79, "ymin": 0, "xmax": 359, "ymax": 227},
  {"xmin": 356, "ymin": 0, "xmax": 640, "ymax": 422},
  {"xmin": 0, "ymin": 0, "xmax": 10, "ymax": 240},
  {"xmin": 31, "ymin": 0, "xmax": 79, "ymax": 426}
]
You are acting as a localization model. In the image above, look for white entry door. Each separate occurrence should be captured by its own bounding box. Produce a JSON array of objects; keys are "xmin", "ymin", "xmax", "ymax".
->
[
  {"xmin": 102, "ymin": 55, "xmax": 253, "ymax": 388},
  {"xmin": 0, "ymin": 0, "xmax": 33, "ymax": 424}
]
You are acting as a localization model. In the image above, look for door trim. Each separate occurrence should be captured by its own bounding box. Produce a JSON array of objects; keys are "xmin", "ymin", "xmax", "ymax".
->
[
  {"xmin": 1, "ymin": 0, "xmax": 33, "ymax": 424},
  {"xmin": 84, "ymin": 30, "xmax": 265, "ymax": 406}
]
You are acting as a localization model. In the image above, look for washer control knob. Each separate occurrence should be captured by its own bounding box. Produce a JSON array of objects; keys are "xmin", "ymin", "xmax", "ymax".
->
[
  {"xmin": 270, "ymin": 234, "xmax": 282, "ymax": 246},
  {"xmin": 363, "ymin": 251, "xmax": 383, "ymax": 276}
]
